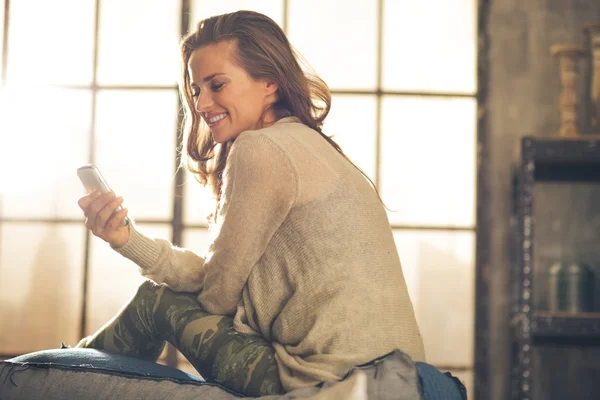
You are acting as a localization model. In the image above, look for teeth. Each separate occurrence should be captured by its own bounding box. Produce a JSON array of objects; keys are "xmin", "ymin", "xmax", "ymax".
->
[{"xmin": 208, "ymin": 113, "xmax": 228, "ymax": 124}]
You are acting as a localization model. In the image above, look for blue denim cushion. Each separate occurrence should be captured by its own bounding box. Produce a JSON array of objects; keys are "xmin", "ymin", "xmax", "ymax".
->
[
  {"xmin": 5, "ymin": 348, "xmax": 466, "ymax": 399},
  {"xmin": 416, "ymin": 362, "xmax": 467, "ymax": 400},
  {"xmin": 8, "ymin": 348, "xmax": 203, "ymax": 384}
]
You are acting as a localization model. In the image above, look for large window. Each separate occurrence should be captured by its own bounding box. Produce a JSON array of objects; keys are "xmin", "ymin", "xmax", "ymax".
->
[{"xmin": 0, "ymin": 0, "xmax": 476, "ymax": 393}]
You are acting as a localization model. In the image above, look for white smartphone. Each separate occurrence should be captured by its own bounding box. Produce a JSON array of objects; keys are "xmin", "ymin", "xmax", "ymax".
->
[{"xmin": 77, "ymin": 164, "xmax": 130, "ymax": 227}]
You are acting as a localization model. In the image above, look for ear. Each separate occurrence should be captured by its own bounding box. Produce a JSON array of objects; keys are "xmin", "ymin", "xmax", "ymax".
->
[{"xmin": 264, "ymin": 80, "xmax": 279, "ymax": 96}]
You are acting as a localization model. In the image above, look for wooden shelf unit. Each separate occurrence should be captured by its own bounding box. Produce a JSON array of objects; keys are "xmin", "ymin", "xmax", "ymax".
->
[{"xmin": 510, "ymin": 136, "xmax": 600, "ymax": 400}]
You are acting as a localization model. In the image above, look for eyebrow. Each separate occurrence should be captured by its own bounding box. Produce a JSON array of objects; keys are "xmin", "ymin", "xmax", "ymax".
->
[{"xmin": 191, "ymin": 73, "xmax": 226, "ymax": 85}]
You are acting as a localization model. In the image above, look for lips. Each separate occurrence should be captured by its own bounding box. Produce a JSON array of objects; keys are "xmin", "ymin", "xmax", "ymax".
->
[{"xmin": 206, "ymin": 112, "xmax": 228, "ymax": 126}]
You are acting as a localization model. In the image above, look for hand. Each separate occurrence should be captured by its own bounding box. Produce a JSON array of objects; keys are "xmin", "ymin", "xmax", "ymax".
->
[{"xmin": 78, "ymin": 191, "xmax": 130, "ymax": 248}]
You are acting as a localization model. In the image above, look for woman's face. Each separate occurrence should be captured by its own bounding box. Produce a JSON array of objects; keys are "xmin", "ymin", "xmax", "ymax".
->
[{"xmin": 188, "ymin": 40, "xmax": 278, "ymax": 143}]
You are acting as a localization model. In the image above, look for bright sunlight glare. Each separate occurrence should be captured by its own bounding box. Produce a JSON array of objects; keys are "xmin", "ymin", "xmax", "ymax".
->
[
  {"xmin": 0, "ymin": 86, "xmax": 36, "ymax": 194},
  {"xmin": 0, "ymin": 86, "xmax": 89, "ymax": 195}
]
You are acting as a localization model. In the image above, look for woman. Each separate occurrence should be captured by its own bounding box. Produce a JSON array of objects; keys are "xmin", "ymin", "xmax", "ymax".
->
[{"xmin": 76, "ymin": 10, "xmax": 425, "ymax": 397}]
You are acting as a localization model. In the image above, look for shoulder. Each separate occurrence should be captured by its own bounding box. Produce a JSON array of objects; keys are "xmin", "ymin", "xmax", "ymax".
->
[
  {"xmin": 231, "ymin": 117, "xmax": 308, "ymax": 168},
  {"xmin": 236, "ymin": 116, "xmax": 309, "ymax": 140},
  {"xmin": 224, "ymin": 122, "xmax": 300, "ymax": 202},
  {"xmin": 227, "ymin": 122, "xmax": 306, "ymax": 186}
]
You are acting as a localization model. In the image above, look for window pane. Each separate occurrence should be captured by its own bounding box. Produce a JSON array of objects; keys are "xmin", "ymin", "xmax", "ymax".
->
[
  {"xmin": 323, "ymin": 95, "xmax": 377, "ymax": 180},
  {"xmin": 97, "ymin": 0, "xmax": 181, "ymax": 85},
  {"xmin": 0, "ymin": 223, "xmax": 85, "ymax": 353},
  {"xmin": 0, "ymin": 0, "xmax": 4, "ymax": 84},
  {"xmin": 394, "ymin": 230, "xmax": 474, "ymax": 366},
  {"xmin": 95, "ymin": 90, "xmax": 178, "ymax": 220},
  {"xmin": 182, "ymin": 228, "xmax": 213, "ymax": 255},
  {"xmin": 288, "ymin": 0, "xmax": 377, "ymax": 90},
  {"xmin": 0, "ymin": 87, "xmax": 92, "ymax": 218},
  {"xmin": 86, "ymin": 224, "xmax": 171, "ymax": 335},
  {"xmin": 382, "ymin": 0, "xmax": 477, "ymax": 94},
  {"xmin": 380, "ymin": 96, "xmax": 476, "ymax": 227},
  {"xmin": 7, "ymin": 0, "xmax": 95, "ymax": 85},
  {"xmin": 190, "ymin": 1, "xmax": 283, "ymax": 30},
  {"xmin": 184, "ymin": 170, "xmax": 218, "ymax": 225}
]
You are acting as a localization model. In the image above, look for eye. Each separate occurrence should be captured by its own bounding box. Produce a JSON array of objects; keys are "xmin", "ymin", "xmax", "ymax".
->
[
  {"xmin": 191, "ymin": 86, "xmax": 200, "ymax": 98},
  {"xmin": 211, "ymin": 82, "xmax": 224, "ymax": 92}
]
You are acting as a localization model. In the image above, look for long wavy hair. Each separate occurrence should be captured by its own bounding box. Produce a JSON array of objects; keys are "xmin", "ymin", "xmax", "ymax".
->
[{"xmin": 179, "ymin": 10, "xmax": 382, "ymax": 220}]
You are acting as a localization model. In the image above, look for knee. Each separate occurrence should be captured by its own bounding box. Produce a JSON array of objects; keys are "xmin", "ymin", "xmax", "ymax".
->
[{"xmin": 135, "ymin": 279, "xmax": 163, "ymax": 298}]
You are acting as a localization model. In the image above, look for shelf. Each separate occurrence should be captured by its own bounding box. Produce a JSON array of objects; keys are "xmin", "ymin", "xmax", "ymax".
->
[
  {"xmin": 520, "ymin": 136, "xmax": 600, "ymax": 182},
  {"xmin": 534, "ymin": 161, "xmax": 600, "ymax": 182},
  {"xmin": 533, "ymin": 311, "xmax": 600, "ymax": 338},
  {"xmin": 511, "ymin": 137, "xmax": 600, "ymax": 399},
  {"xmin": 523, "ymin": 136, "xmax": 600, "ymax": 164},
  {"xmin": 533, "ymin": 311, "xmax": 600, "ymax": 339},
  {"xmin": 512, "ymin": 311, "xmax": 600, "ymax": 340}
]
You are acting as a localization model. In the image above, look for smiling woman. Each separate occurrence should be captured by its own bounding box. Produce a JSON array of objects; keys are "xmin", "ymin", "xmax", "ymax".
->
[
  {"xmin": 187, "ymin": 40, "xmax": 280, "ymax": 143},
  {"xmin": 0, "ymin": 0, "xmax": 477, "ymax": 398},
  {"xmin": 70, "ymin": 9, "xmax": 439, "ymax": 397}
]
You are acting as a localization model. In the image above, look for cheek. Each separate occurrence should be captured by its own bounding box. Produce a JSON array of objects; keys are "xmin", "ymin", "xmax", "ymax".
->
[
  {"xmin": 234, "ymin": 92, "xmax": 263, "ymax": 118},
  {"xmin": 248, "ymin": 89, "xmax": 268, "ymax": 112},
  {"xmin": 218, "ymin": 86, "xmax": 267, "ymax": 124}
]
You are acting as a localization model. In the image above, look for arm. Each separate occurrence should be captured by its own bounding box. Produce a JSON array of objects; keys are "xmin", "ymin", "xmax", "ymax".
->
[
  {"xmin": 198, "ymin": 134, "xmax": 298, "ymax": 315},
  {"xmin": 112, "ymin": 223, "xmax": 207, "ymax": 292},
  {"xmin": 112, "ymin": 133, "xmax": 297, "ymax": 307}
]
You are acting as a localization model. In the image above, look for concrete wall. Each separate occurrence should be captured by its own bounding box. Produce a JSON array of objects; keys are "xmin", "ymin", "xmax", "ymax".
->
[{"xmin": 480, "ymin": 0, "xmax": 600, "ymax": 399}]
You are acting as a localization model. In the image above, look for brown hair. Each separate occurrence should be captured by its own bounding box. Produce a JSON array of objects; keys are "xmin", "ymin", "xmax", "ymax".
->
[{"xmin": 179, "ymin": 10, "xmax": 382, "ymax": 220}]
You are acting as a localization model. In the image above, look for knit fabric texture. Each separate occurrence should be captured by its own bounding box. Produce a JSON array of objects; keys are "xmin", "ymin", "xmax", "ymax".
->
[{"xmin": 113, "ymin": 117, "xmax": 426, "ymax": 391}]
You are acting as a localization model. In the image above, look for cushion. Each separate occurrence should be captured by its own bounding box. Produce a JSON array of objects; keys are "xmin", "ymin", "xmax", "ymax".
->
[
  {"xmin": 7, "ymin": 348, "xmax": 205, "ymax": 384},
  {"xmin": 0, "ymin": 348, "xmax": 238, "ymax": 400},
  {"xmin": 416, "ymin": 362, "xmax": 467, "ymax": 400},
  {"xmin": 0, "ymin": 348, "xmax": 463, "ymax": 399}
]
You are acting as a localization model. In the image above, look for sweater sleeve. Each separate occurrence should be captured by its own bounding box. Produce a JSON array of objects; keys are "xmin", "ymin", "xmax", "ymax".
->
[
  {"xmin": 112, "ymin": 133, "xmax": 297, "ymax": 306},
  {"xmin": 112, "ymin": 223, "xmax": 206, "ymax": 292},
  {"xmin": 198, "ymin": 134, "xmax": 298, "ymax": 315}
]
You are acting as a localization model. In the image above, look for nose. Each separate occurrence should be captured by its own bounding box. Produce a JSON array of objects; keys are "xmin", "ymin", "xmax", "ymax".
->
[{"xmin": 195, "ymin": 90, "xmax": 213, "ymax": 113}]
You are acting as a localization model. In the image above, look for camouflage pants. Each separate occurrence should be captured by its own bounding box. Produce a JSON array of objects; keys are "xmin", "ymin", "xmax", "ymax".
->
[{"xmin": 75, "ymin": 280, "xmax": 283, "ymax": 396}]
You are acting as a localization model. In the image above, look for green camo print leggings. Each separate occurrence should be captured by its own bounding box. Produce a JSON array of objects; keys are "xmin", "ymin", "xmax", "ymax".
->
[{"xmin": 75, "ymin": 280, "xmax": 283, "ymax": 396}]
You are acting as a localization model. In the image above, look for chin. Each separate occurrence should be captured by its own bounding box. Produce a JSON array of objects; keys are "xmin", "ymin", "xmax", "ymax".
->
[
  {"xmin": 211, "ymin": 134, "xmax": 227, "ymax": 144},
  {"xmin": 212, "ymin": 130, "xmax": 241, "ymax": 144}
]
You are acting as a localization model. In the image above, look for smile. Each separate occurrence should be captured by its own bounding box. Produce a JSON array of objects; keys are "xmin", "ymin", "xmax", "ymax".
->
[{"xmin": 207, "ymin": 112, "xmax": 228, "ymax": 127}]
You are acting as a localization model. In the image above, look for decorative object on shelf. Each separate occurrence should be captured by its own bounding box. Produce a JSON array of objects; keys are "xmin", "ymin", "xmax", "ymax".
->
[
  {"xmin": 585, "ymin": 23, "xmax": 600, "ymax": 133},
  {"xmin": 548, "ymin": 262, "xmax": 595, "ymax": 313},
  {"xmin": 550, "ymin": 44, "xmax": 588, "ymax": 137}
]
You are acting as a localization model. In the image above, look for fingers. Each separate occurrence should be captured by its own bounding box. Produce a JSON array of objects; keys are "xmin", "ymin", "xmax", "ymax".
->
[
  {"xmin": 80, "ymin": 192, "xmax": 125, "ymax": 234},
  {"xmin": 82, "ymin": 192, "xmax": 103, "ymax": 231},
  {"xmin": 96, "ymin": 195, "xmax": 124, "ymax": 230},
  {"xmin": 78, "ymin": 191, "xmax": 101, "ymax": 210},
  {"xmin": 87, "ymin": 192, "xmax": 114, "ymax": 229},
  {"xmin": 107, "ymin": 207, "xmax": 129, "ymax": 231}
]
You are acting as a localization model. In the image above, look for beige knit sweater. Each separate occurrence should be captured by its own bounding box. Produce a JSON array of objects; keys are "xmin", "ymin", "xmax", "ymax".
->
[{"xmin": 114, "ymin": 117, "xmax": 425, "ymax": 391}]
